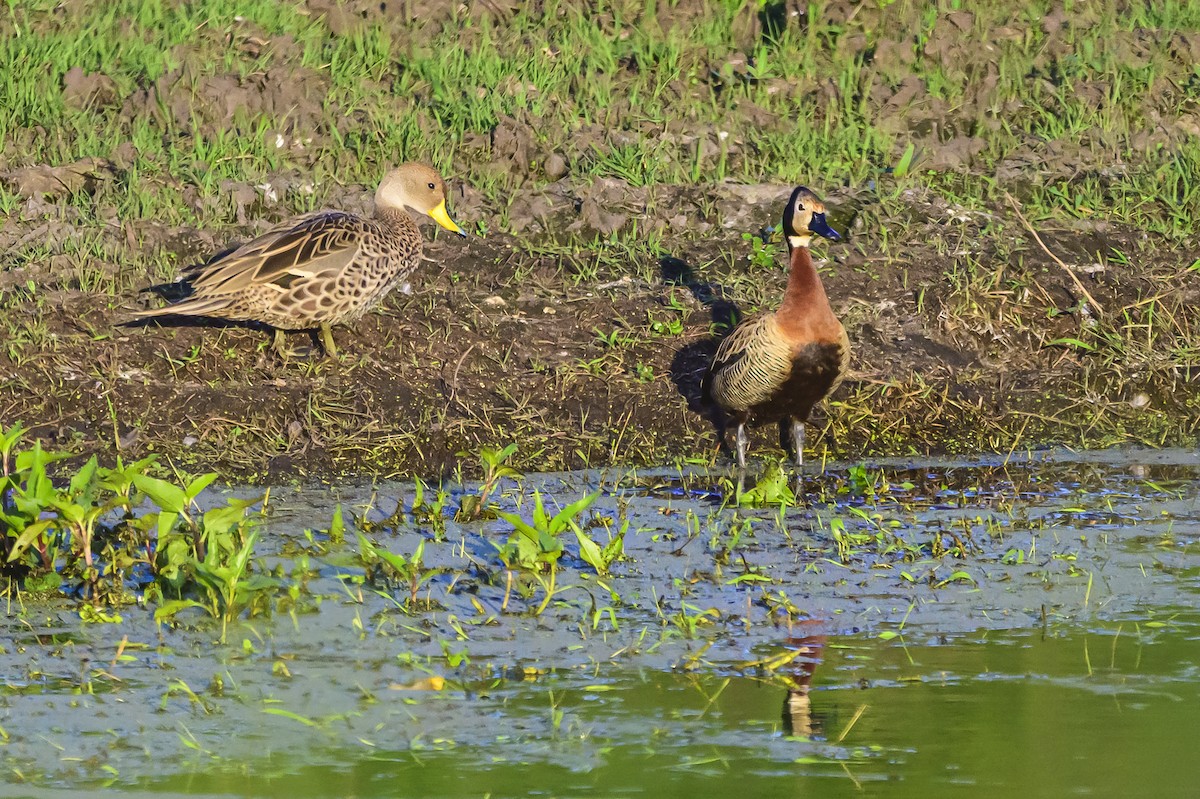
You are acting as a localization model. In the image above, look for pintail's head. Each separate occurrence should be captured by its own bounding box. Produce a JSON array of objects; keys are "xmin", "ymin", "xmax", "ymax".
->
[{"xmin": 376, "ymin": 163, "xmax": 466, "ymax": 236}]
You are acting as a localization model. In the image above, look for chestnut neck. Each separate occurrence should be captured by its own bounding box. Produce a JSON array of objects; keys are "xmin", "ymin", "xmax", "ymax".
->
[{"xmin": 777, "ymin": 244, "xmax": 837, "ymax": 335}]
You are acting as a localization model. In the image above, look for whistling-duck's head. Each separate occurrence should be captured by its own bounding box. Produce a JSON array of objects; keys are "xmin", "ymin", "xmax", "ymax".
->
[
  {"xmin": 782, "ymin": 186, "xmax": 840, "ymax": 251},
  {"xmin": 376, "ymin": 163, "xmax": 466, "ymax": 236}
]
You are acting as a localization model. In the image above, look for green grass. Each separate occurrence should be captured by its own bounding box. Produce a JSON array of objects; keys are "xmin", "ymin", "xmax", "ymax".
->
[{"xmin": 3, "ymin": 0, "xmax": 1198, "ymax": 247}]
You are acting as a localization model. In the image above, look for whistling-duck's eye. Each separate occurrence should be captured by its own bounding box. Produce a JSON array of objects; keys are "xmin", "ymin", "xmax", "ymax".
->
[{"xmin": 427, "ymin": 182, "xmax": 436, "ymax": 190}]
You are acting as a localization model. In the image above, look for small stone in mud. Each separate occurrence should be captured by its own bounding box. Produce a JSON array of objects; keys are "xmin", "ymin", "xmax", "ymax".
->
[
  {"xmin": 542, "ymin": 306, "xmax": 556, "ymax": 315},
  {"xmin": 544, "ymin": 153, "xmax": 568, "ymax": 180},
  {"xmin": 483, "ymin": 296, "xmax": 507, "ymax": 307},
  {"xmin": 1129, "ymin": 393, "xmax": 1151, "ymax": 409}
]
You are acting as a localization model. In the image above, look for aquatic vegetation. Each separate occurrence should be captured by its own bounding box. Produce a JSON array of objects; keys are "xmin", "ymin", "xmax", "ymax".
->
[
  {"xmin": 355, "ymin": 531, "xmax": 438, "ymax": 610},
  {"xmin": 0, "ymin": 437, "xmax": 1194, "ymax": 793},
  {"xmin": 456, "ymin": 443, "xmax": 522, "ymax": 521},
  {"xmin": 494, "ymin": 488, "xmax": 601, "ymax": 614},
  {"xmin": 409, "ymin": 478, "xmax": 451, "ymax": 537},
  {"xmin": 574, "ymin": 515, "xmax": 628, "ymax": 576},
  {"xmin": 736, "ymin": 460, "xmax": 797, "ymax": 507},
  {"xmin": 0, "ymin": 423, "xmax": 269, "ymax": 631}
]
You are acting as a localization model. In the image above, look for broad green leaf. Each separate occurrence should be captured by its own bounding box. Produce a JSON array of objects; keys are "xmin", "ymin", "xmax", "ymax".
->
[
  {"xmin": 532, "ymin": 490, "xmax": 548, "ymax": 531},
  {"xmin": 574, "ymin": 529, "xmax": 605, "ymax": 572},
  {"xmin": 186, "ymin": 473, "xmax": 219, "ymax": 500},
  {"xmin": 69, "ymin": 456, "xmax": 99, "ymax": 499},
  {"xmin": 601, "ymin": 523, "xmax": 627, "ymax": 564},
  {"xmin": 0, "ymin": 422, "xmax": 26, "ymax": 451},
  {"xmin": 52, "ymin": 499, "xmax": 86, "ymax": 525},
  {"xmin": 6, "ymin": 519, "xmax": 54, "ymax": 562},
  {"xmin": 494, "ymin": 509, "xmax": 539, "ymax": 539},
  {"xmin": 329, "ymin": 504, "xmax": 345, "ymax": 541},
  {"xmin": 356, "ymin": 530, "xmax": 378, "ymax": 562},
  {"xmin": 154, "ymin": 599, "xmax": 208, "ymax": 622},
  {"xmin": 15, "ymin": 443, "xmax": 69, "ymax": 475},
  {"xmin": 24, "ymin": 571, "xmax": 62, "ymax": 592},
  {"xmin": 134, "ymin": 474, "xmax": 188, "ymax": 513},
  {"xmin": 515, "ymin": 532, "xmax": 542, "ymax": 565},
  {"xmin": 894, "ymin": 141, "xmax": 916, "ymax": 177},
  {"xmin": 203, "ymin": 502, "xmax": 253, "ymax": 536},
  {"xmin": 237, "ymin": 574, "xmax": 279, "ymax": 593},
  {"xmin": 1046, "ymin": 337, "xmax": 1095, "ymax": 350},
  {"xmin": 726, "ymin": 573, "xmax": 771, "ymax": 585},
  {"xmin": 230, "ymin": 530, "xmax": 258, "ymax": 576},
  {"xmin": 376, "ymin": 548, "xmax": 411, "ymax": 574},
  {"xmin": 263, "ymin": 707, "xmax": 319, "ymax": 726},
  {"xmin": 552, "ymin": 490, "xmax": 601, "ymax": 533},
  {"xmin": 536, "ymin": 530, "xmax": 562, "ymax": 558},
  {"xmin": 157, "ymin": 510, "xmax": 179, "ymax": 539}
]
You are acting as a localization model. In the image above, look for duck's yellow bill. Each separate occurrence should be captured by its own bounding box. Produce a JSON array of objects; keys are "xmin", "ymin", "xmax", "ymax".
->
[{"xmin": 430, "ymin": 200, "xmax": 466, "ymax": 236}]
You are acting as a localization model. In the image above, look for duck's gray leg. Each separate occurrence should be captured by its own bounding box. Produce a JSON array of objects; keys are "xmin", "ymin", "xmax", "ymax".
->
[
  {"xmin": 790, "ymin": 419, "xmax": 805, "ymax": 470},
  {"xmin": 735, "ymin": 421, "xmax": 748, "ymax": 470}
]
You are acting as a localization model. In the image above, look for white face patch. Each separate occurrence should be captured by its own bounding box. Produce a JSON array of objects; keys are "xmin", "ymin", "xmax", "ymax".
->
[{"xmin": 788, "ymin": 234, "xmax": 813, "ymax": 249}]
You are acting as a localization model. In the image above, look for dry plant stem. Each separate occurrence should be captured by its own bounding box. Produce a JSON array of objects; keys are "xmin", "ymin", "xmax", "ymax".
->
[{"xmin": 1004, "ymin": 191, "xmax": 1104, "ymax": 317}]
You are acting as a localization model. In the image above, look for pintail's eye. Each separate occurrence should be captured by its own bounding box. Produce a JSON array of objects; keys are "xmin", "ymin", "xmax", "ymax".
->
[{"xmin": 427, "ymin": 182, "xmax": 436, "ymax": 190}]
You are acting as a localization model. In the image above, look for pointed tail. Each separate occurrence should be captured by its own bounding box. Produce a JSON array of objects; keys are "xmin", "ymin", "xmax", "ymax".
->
[{"xmin": 129, "ymin": 296, "xmax": 235, "ymax": 319}]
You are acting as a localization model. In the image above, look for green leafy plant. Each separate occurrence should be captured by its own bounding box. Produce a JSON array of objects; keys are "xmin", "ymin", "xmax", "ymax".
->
[
  {"xmin": 456, "ymin": 444, "xmax": 522, "ymax": 521},
  {"xmin": 493, "ymin": 489, "xmax": 600, "ymax": 614},
  {"xmin": 155, "ymin": 527, "xmax": 275, "ymax": 641},
  {"xmin": 737, "ymin": 461, "xmax": 797, "ymax": 507},
  {"xmin": 574, "ymin": 517, "xmax": 627, "ymax": 576},
  {"xmin": 0, "ymin": 423, "xmax": 270, "ymax": 634},
  {"xmin": 410, "ymin": 478, "xmax": 450, "ymax": 536},
  {"xmin": 356, "ymin": 531, "xmax": 438, "ymax": 609},
  {"xmin": 743, "ymin": 232, "xmax": 780, "ymax": 271},
  {"xmin": 2, "ymin": 438, "xmax": 70, "ymax": 591},
  {"xmin": 142, "ymin": 481, "xmax": 268, "ymax": 640}
]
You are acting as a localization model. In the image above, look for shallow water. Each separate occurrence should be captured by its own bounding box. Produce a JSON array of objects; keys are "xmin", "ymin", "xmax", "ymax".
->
[{"xmin": 3, "ymin": 448, "xmax": 1200, "ymax": 796}]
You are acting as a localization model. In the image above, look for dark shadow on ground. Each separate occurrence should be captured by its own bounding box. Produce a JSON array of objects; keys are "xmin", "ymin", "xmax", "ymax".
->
[{"xmin": 662, "ymin": 255, "xmax": 743, "ymax": 460}]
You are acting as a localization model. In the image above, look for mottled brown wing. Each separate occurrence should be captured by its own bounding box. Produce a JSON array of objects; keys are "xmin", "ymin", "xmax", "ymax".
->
[{"xmin": 188, "ymin": 212, "xmax": 363, "ymax": 295}]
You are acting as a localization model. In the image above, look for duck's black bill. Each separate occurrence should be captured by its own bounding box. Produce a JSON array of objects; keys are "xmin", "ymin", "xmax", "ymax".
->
[{"xmin": 809, "ymin": 213, "xmax": 841, "ymax": 241}]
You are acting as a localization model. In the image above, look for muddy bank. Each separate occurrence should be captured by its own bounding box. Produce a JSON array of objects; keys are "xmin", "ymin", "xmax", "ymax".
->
[
  {"xmin": 2, "ymin": 182, "xmax": 1199, "ymax": 480},
  {"xmin": 2, "ymin": 0, "xmax": 1200, "ymax": 479}
]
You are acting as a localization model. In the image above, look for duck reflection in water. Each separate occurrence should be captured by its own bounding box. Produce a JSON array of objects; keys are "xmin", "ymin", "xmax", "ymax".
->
[{"xmin": 781, "ymin": 622, "xmax": 828, "ymax": 738}]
